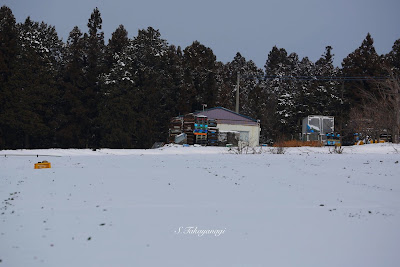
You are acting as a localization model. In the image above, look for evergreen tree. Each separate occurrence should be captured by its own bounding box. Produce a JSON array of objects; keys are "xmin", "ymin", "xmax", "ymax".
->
[
  {"xmin": 97, "ymin": 24, "xmax": 139, "ymax": 148},
  {"xmin": 0, "ymin": 6, "xmax": 18, "ymax": 84},
  {"xmin": 219, "ymin": 52, "xmax": 264, "ymax": 115},
  {"xmin": 342, "ymin": 33, "xmax": 385, "ymax": 137},
  {"xmin": 102, "ymin": 26, "xmax": 173, "ymax": 147},
  {"xmin": 131, "ymin": 27, "xmax": 170, "ymax": 147},
  {"xmin": 105, "ymin": 24, "xmax": 129, "ymax": 70},
  {"xmin": 265, "ymin": 46, "xmax": 290, "ymax": 76},
  {"xmin": 342, "ymin": 33, "xmax": 383, "ymax": 106},
  {"xmin": 265, "ymin": 47, "xmax": 301, "ymax": 137},
  {"xmin": 314, "ymin": 46, "xmax": 344, "ymax": 128},
  {"xmin": 161, "ymin": 45, "xmax": 185, "ymax": 117},
  {"xmin": 86, "ymin": 7, "xmax": 105, "ymax": 81},
  {"xmin": 215, "ymin": 61, "xmax": 233, "ymax": 110},
  {"xmin": 2, "ymin": 17, "xmax": 63, "ymax": 148},
  {"xmin": 386, "ymin": 38, "xmax": 400, "ymax": 70},
  {"xmin": 85, "ymin": 7, "xmax": 105, "ymax": 147},
  {"xmin": 57, "ymin": 26, "xmax": 88, "ymax": 148},
  {"xmin": 263, "ymin": 46, "xmax": 290, "ymax": 138},
  {"xmin": 297, "ymin": 56, "xmax": 316, "ymax": 118},
  {"xmin": 0, "ymin": 6, "xmax": 19, "ymax": 148},
  {"xmin": 183, "ymin": 41, "xmax": 218, "ymax": 111}
]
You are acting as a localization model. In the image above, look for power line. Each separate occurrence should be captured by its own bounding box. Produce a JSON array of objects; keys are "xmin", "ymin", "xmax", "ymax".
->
[{"xmin": 239, "ymin": 75, "xmax": 391, "ymax": 81}]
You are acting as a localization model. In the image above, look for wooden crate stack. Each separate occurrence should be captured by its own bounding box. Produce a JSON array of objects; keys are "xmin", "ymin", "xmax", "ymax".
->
[
  {"xmin": 194, "ymin": 115, "xmax": 208, "ymax": 145},
  {"xmin": 207, "ymin": 119, "xmax": 219, "ymax": 146},
  {"xmin": 169, "ymin": 117, "xmax": 183, "ymax": 143},
  {"xmin": 183, "ymin": 113, "xmax": 195, "ymax": 145}
]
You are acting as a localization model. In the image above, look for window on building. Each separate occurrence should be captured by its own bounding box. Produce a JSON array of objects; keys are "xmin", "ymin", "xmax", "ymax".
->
[{"xmin": 238, "ymin": 131, "xmax": 249, "ymax": 142}]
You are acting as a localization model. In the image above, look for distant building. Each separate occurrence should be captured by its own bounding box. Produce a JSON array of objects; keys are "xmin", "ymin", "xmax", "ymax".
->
[{"xmin": 194, "ymin": 107, "xmax": 261, "ymax": 147}]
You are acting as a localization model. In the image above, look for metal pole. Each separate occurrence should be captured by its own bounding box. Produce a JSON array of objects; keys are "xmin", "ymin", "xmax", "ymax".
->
[{"xmin": 235, "ymin": 71, "xmax": 240, "ymax": 113}]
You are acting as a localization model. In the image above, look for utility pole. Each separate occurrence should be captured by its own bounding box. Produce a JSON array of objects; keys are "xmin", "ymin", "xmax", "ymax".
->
[{"xmin": 235, "ymin": 71, "xmax": 240, "ymax": 113}]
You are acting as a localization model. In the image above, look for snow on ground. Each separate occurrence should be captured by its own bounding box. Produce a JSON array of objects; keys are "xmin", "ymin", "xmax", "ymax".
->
[{"xmin": 0, "ymin": 144, "xmax": 399, "ymax": 267}]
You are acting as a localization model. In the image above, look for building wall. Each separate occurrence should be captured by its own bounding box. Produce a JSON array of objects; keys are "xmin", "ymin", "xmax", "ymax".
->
[{"xmin": 217, "ymin": 123, "xmax": 260, "ymax": 147}]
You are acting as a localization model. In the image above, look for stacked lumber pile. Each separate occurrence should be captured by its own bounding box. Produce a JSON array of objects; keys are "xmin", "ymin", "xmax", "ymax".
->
[
  {"xmin": 169, "ymin": 117, "xmax": 183, "ymax": 143},
  {"xmin": 207, "ymin": 119, "xmax": 219, "ymax": 146},
  {"xmin": 194, "ymin": 115, "xmax": 208, "ymax": 145},
  {"xmin": 183, "ymin": 113, "xmax": 195, "ymax": 145}
]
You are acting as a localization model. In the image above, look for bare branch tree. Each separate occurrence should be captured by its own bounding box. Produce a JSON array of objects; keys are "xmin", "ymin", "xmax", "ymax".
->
[
  {"xmin": 376, "ymin": 68, "xmax": 400, "ymax": 143},
  {"xmin": 350, "ymin": 67, "xmax": 400, "ymax": 143}
]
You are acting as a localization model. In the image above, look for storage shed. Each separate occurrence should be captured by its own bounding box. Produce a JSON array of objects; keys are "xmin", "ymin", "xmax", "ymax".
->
[
  {"xmin": 194, "ymin": 107, "xmax": 261, "ymax": 147},
  {"xmin": 301, "ymin": 115, "xmax": 334, "ymax": 143}
]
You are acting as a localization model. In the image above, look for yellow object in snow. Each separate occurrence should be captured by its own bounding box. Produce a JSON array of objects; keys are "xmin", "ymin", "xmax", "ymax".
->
[{"xmin": 34, "ymin": 161, "xmax": 51, "ymax": 169}]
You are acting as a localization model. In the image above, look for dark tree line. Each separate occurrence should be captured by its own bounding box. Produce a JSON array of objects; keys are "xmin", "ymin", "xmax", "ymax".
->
[{"xmin": 1, "ymin": 6, "xmax": 399, "ymax": 149}]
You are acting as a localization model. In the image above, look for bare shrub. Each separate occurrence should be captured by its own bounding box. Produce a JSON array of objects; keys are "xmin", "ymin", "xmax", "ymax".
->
[
  {"xmin": 269, "ymin": 146, "xmax": 286, "ymax": 154},
  {"xmin": 228, "ymin": 142, "xmax": 264, "ymax": 154},
  {"xmin": 329, "ymin": 145, "xmax": 344, "ymax": 154}
]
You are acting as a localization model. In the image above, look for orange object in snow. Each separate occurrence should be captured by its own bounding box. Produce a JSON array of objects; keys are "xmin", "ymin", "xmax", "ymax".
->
[{"xmin": 34, "ymin": 161, "xmax": 51, "ymax": 169}]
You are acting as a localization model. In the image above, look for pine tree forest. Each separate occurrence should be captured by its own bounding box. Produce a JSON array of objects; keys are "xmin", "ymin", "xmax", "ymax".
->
[{"xmin": 1, "ymin": 6, "xmax": 399, "ymax": 149}]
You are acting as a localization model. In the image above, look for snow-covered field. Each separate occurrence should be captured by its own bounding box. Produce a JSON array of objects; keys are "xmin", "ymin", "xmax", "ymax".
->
[{"xmin": 1, "ymin": 144, "xmax": 399, "ymax": 267}]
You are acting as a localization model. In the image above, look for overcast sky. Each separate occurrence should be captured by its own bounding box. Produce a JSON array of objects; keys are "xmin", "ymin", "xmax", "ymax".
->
[{"xmin": 2, "ymin": 0, "xmax": 400, "ymax": 68}]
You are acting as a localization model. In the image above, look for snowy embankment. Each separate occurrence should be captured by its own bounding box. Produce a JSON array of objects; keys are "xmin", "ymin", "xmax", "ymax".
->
[{"xmin": 0, "ymin": 144, "xmax": 399, "ymax": 267}]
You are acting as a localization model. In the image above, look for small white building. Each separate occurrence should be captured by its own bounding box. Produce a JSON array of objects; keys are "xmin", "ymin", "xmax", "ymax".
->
[{"xmin": 195, "ymin": 107, "xmax": 261, "ymax": 147}]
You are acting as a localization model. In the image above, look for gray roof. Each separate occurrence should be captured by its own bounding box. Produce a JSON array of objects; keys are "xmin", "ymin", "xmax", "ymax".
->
[{"xmin": 194, "ymin": 107, "xmax": 258, "ymax": 126}]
